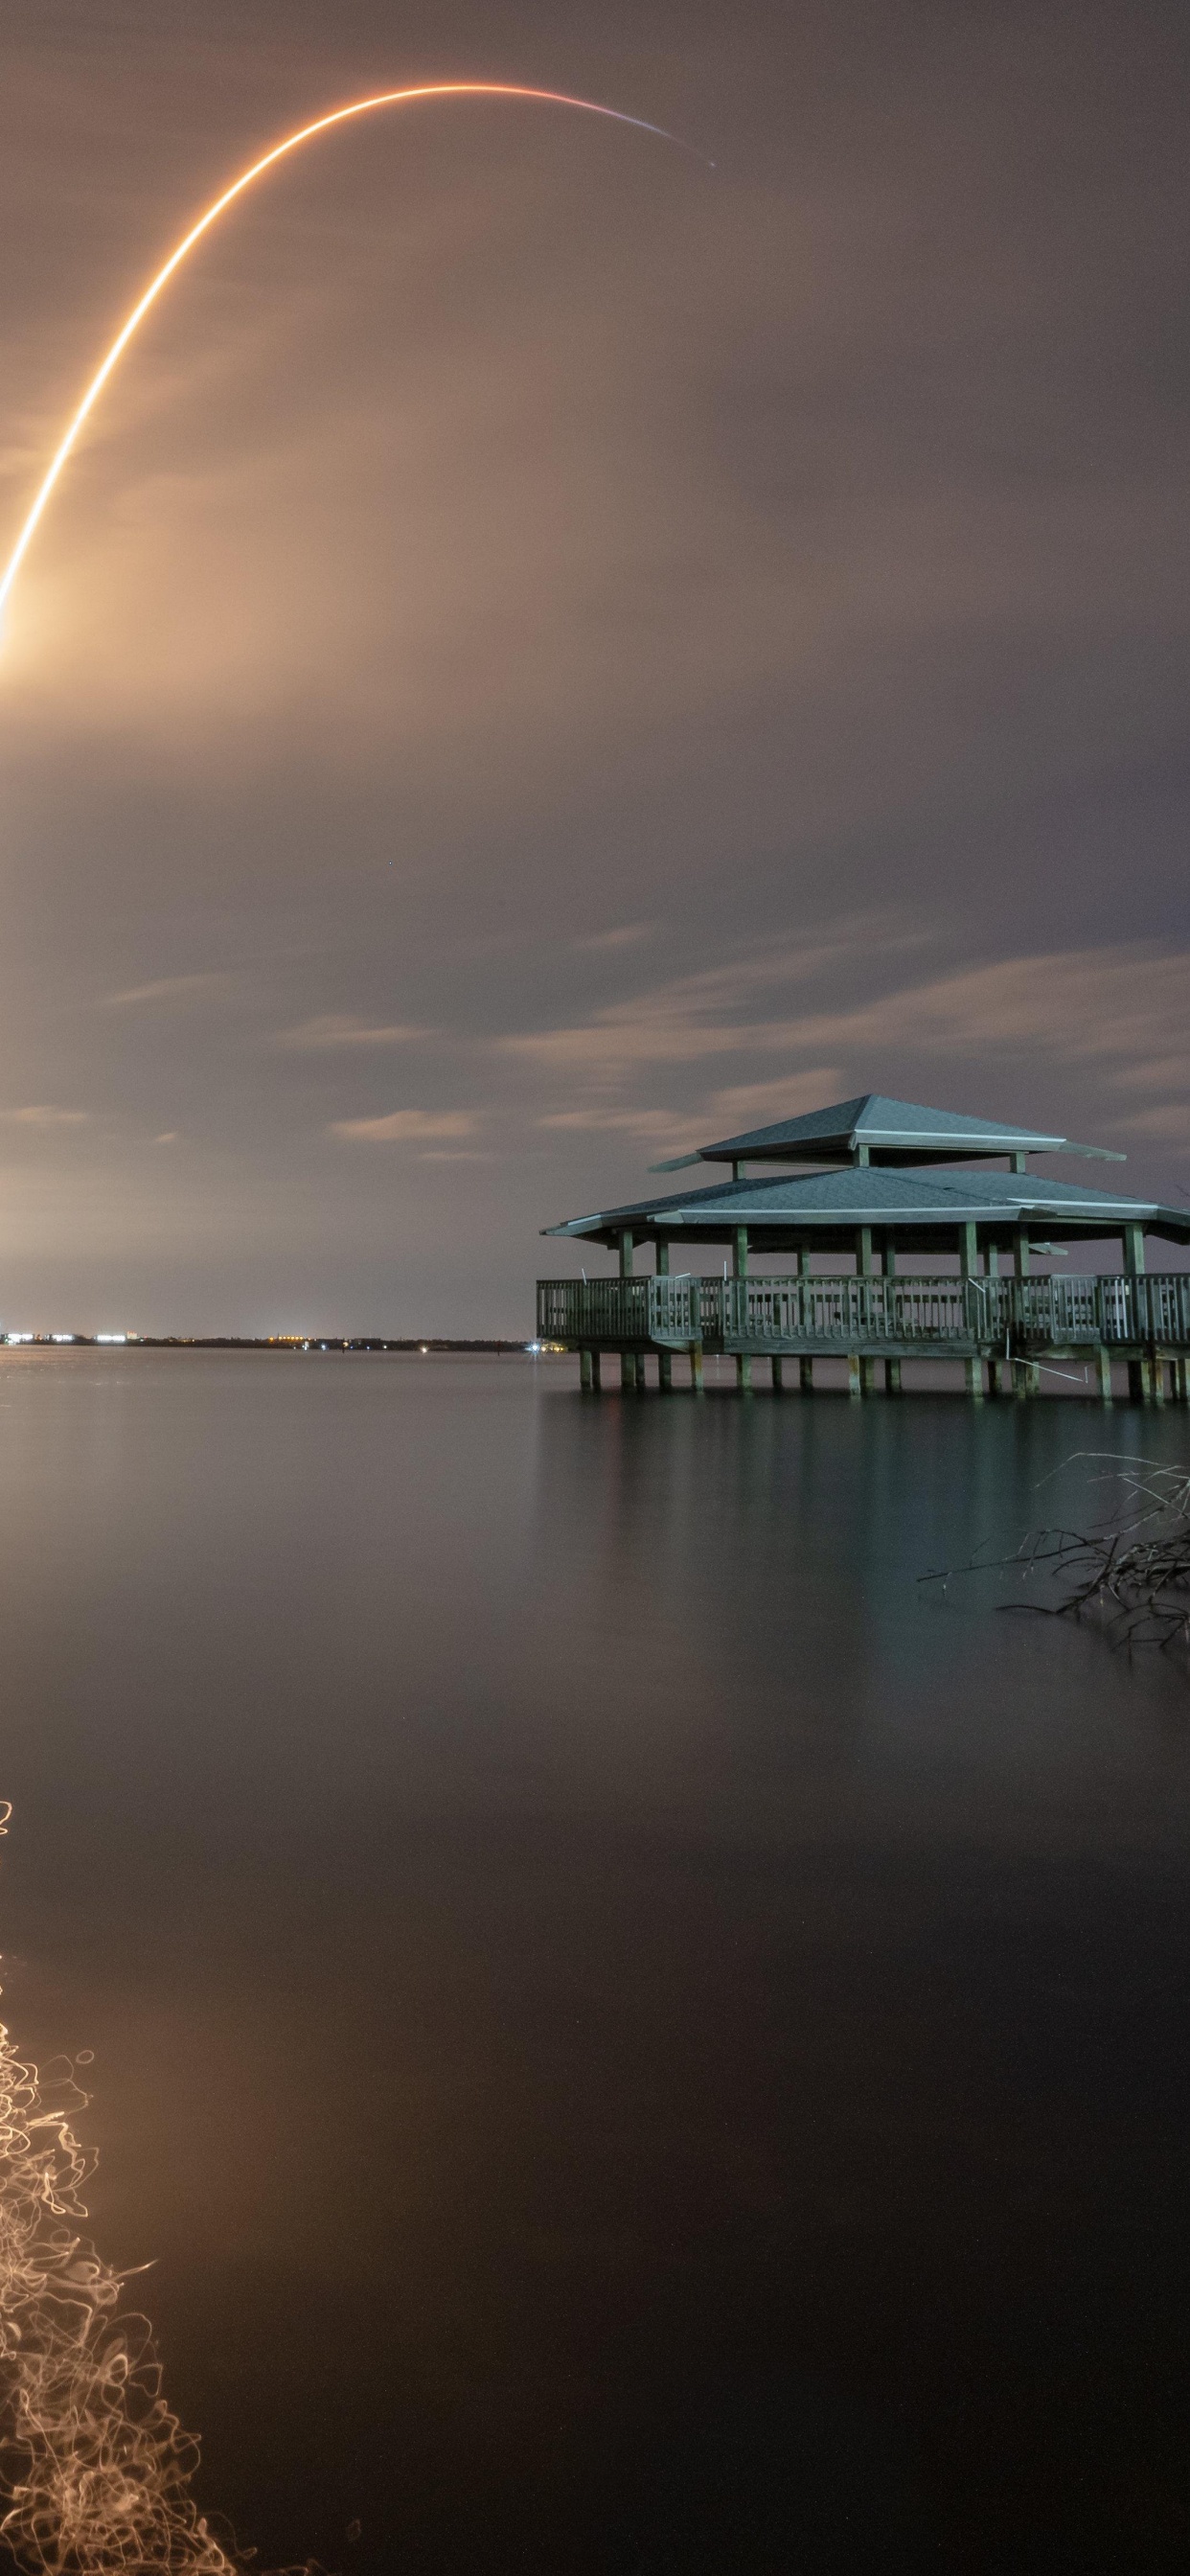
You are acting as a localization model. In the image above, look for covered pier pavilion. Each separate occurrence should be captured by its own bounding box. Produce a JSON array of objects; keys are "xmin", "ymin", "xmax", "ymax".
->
[{"xmin": 538, "ymin": 1093, "xmax": 1190, "ymax": 1402}]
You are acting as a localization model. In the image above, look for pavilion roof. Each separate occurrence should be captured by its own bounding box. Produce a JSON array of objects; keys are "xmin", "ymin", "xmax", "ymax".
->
[
  {"xmin": 544, "ymin": 1162, "xmax": 1190, "ymax": 1251},
  {"xmin": 652, "ymin": 1092, "xmax": 1122, "ymax": 1169}
]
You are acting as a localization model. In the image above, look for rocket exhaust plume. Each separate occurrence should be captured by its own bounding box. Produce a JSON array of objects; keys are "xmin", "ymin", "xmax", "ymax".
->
[{"xmin": 0, "ymin": 83, "xmax": 703, "ymax": 641}]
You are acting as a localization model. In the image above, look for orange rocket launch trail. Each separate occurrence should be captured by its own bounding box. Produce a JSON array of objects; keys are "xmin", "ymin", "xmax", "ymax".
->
[{"xmin": 0, "ymin": 82, "xmax": 700, "ymax": 637}]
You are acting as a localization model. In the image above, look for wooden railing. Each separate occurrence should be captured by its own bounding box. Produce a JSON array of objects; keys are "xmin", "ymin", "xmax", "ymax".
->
[{"xmin": 537, "ymin": 1274, "xmax": 1190, "ymax": 1351}]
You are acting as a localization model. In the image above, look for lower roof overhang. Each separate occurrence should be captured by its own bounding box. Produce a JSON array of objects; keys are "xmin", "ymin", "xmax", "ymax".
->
[{"xmin": 544, "ymin": 1208, "xmax": 1190, "ymax": 1256}]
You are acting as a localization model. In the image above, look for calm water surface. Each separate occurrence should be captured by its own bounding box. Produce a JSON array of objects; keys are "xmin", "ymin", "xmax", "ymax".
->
[{"xmin": 0, "ymin": 1350, "xmax": 1187, "ymax": 2573}]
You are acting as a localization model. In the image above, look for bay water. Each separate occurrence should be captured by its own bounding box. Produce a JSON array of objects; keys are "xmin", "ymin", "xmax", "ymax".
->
[{"xmin": 0, "ymin": 1349, "xmax": 1187, "ymax": 2571}]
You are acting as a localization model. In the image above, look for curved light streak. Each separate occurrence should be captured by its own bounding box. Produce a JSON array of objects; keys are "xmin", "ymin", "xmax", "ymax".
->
[{"xmin": 0, "ymin": 81, "xmax": 698, "ymax": 635}]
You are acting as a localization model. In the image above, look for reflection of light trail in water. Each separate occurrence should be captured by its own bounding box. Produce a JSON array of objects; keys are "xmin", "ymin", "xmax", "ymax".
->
[
  {"xmin": 0, "ymin": 1807, "xmax": 242, "ymax": 2570},
  {"xmin": 0, "ymin": 82, "xmax": 702, "ymax": 638}
]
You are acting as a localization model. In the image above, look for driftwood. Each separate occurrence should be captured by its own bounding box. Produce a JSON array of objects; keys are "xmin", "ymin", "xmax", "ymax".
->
[{"xmin": 921, "ymin": 1454, "xmax": 1190, "ymax": 1657}]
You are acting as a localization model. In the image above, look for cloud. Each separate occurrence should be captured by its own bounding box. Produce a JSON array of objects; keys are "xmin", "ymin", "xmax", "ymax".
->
[
  {"xmin": 501, "ymin": 945, "xmax": 852, "ymax": 1074},
  {"xmin": 0, "ymin": 1106, "xmax": 88, "ymax": 1126},
  {"xmin": 1110, "ymin": 1104, "xmax": 1190, "ymax": 1144},
  {"xmin": 538, "ymin": 1108, "xmax": 689, "ymax": 1137},
  {"xmin": 704, "ymin": 1070, "xmax": 845, "ymax": 1126},
  {"xmin": 329, "ymin": 1110, "xmax": 477, "ymax": 1143},
  {"xmin": 103, "ymin": 974, "xmax": 242, "ymax": 1010},
  {"xmin": 767, "ymin": 948, "xmax": 1190, "ymax": 1083},
  {"xmin": 277, "ymin": 1014, "xmax": 428, "ymax": 1051},
  {"xmin": 573, "ymin": 925, "xmax": 654, "ymax": 953},
  {"xmin": 509, "ymin": 944, "xmax": 1190, "ymax": 1104}
]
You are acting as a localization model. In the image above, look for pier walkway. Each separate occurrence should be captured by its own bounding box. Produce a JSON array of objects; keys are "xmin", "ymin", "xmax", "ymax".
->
[{"xmin": 537, "ymin": 1273, "xmax": 1190, "ymax": 1401}]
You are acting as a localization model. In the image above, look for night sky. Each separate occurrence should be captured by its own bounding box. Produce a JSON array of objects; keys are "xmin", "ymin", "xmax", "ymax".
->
[{"xmin": 2, "ymin": 0, "xmax": 1188, "ymax": 1333}]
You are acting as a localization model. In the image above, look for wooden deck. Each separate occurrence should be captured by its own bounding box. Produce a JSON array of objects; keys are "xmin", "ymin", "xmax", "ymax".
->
[{"xmin": 537, "ymin": 1274, "xmax": 1190, "ymax": 1399}]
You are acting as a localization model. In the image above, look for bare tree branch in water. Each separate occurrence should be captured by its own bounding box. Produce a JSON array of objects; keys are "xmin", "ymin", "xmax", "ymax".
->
[
  {"xmin": 0, "ymin": 1807, "xmax": 309, "ymax": 2574},
  {"xmin": 921, "ymin": 1455, "xmax": 1190, "ymax": 1659}
]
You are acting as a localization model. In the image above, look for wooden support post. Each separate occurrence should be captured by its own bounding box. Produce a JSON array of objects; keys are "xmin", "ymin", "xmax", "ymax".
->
[
  {"xmin": 984, "ymin": 1244, "xmax": 1001, "ymax": 1394},
  {"xmin": 1096, "ymin": 1346, "xmax": 1113, "ymax": 1404},
  {"xmin": 882, "ymin": 1238, "xmax": 900, "ymax": 1393},
  {"xmin": 796, "ymin": 1245, "xmax": 812, "ymax": 1389},
  {"xmin": 1011, "ymin": 1230, "xmax": 1032, "ymax": 1396},
  {"xmin": 847, "ymin": 1351, "xmax": 861, "ymax": 1399},
  {"xmin": 732, "ymin": 1225, "xmax": 751, "ymax": 1393},
  {"xmin": 618, "ymin": 1230, "xmax": 637, "ymax": 1392},
  {"xmin": 590, "ymin": 1348, "xmax": 602, "ymax": 1392},
  {"xmin": 690, "ymin": 1343, "xmax": 704, "ymax": 1392},
  {"xmin": 580, "ymin": 1347, "xmax": 592, "ymax": 1392},
  {"xmin": 653, "ymin": 1241, "xmax": 671, "ymax": 1389},
  {"xmin": 855, "ymin": 1227, "xmax": 875, "ymax": 1395},
  {"xmin": 1153, "ymin": 1355, "xmax": 1167, "ymax": 1407},
  {"xmin": 771, "ymin": 1357, "xmax": 785, "ymax": 1393},
  {"xmin": 1121, "ymin": 1227, "xmax": 1149, "ymax": 1404},
  {"xmin": 1176, "ymin": 1357, "xmax": 1190, "ymax": 1405},
  {"xmin": 958, "ymin": 1223, "xmax": 984, "ymax": 1402}
]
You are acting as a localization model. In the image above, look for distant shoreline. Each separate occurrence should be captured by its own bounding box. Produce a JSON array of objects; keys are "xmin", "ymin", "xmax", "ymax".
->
[{"xmin": 1, "ymin": 1336, "xmax": 549, "ymax": 1354}]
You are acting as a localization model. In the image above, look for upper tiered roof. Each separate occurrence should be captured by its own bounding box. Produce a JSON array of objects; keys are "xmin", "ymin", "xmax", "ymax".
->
[{"xmin": 652, "ymin": 1092, "xmax": 1123, "ymax": 1171}]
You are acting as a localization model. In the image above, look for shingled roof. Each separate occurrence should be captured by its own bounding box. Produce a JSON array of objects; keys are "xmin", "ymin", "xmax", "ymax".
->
[
  {"xmin": 652, "ymin": 1092, "xmax": 1122, "ymax": 1171},
  {"xmin": 544, "ymin": 1162, "xmax": 1190, "ymax": 1254}
]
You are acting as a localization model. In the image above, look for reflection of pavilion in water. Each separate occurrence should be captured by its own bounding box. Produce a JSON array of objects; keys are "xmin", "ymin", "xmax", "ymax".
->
[{"xmin": 539, "ymin": 1092, "xmax": 1190, "ymax": 1404}]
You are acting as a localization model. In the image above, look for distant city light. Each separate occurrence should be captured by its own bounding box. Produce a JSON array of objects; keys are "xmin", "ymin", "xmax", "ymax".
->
[{"xmin": 95, "ymin": 1333, "xmax": 127, "ymax": 1345}]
